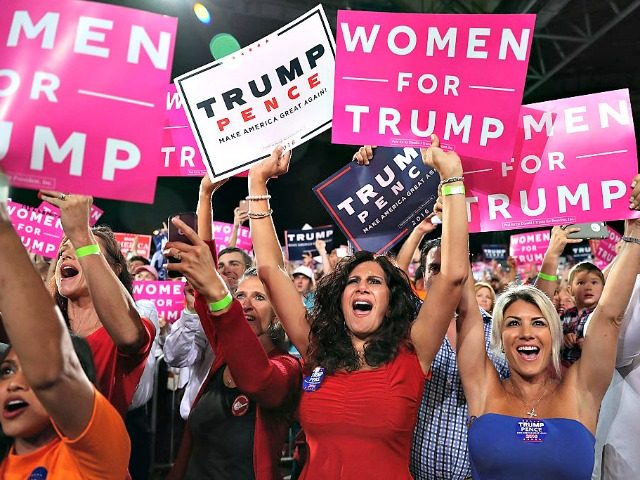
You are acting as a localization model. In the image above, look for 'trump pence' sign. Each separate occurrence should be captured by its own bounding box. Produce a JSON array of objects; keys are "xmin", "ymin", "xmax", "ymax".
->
[
  {"xmin": 175, "ymin": 5, "xmax": 335, "ymax": 181},
  {"xmin": 332, "ymin": 11, "xmax": 534, "ymax": 162},
  {"xmin": 0, "ymin": 0, "xmax": 177, "ymax": 203}
]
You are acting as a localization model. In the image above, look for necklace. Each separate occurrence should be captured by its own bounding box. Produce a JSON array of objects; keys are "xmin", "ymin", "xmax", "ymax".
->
[{"xmin": 508, "ymin": 381, "xmax": 550, "ymax": 418}]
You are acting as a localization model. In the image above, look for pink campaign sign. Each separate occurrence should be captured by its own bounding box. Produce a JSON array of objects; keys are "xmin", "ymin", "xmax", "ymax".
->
[
  {"xmin": 0, "ymin": 0, "xmax": 177, "ymax": 203},
  {"xmin": 132, "ymin": 280, "xmax": 185, "ymax": 323},
  {"xmin": 7, "ymin": 200, "xmax": 64, "ymax": 257},
  {"xmin": 115, "ymin": 232, "xmax": 152, "ymax": 258},
  {"xmin": 213, "ymin": 221, "xmax": 252, "ymax": 255},
  {"xmin": 332, "ymin": 11, "xmax": 534, "ymax": 162},
  {"xmin": 509, "ymin": 230, "xmax": 550, "ymax": 273},
  {"xmin": 461, "ymin": 89, "xmax": 639, "ymax": 232},
  {"xmin": 160, "ymin": 85, "xmax": 207, "ymax": 177},
  {"xmin": 591, "ymin": 226, "xmax": 622, "ymax": 268}
]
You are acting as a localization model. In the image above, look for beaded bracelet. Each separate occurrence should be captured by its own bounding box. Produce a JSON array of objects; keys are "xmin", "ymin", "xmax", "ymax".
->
[
  {"xmin": 622, "ymin": 236, "xmax": 640, "ymax": 246},
  {"xmin": 537, "ymin": 272, "xmax": 558, "ymax": 282},
  {"xmin": 75, "ymin": 244, "xmax": 101, "ymax": 258},
  {"xmin": 209, "ymin": 292, "xmax": 233, "ymax": 312},
  {"xmin": 245, "ymin": 194, "xmax": 271, "ymax": 201},
  {"xmin": 441, "ymin": 184, "xmax": 465, "ymax": 196},
  {"xmin": 247, "ymin": 209, "xmax": 273, "ymax": 219},
  {"xmin": 439, "ymin": 176, "xmax": 464, "ymax": 186}
]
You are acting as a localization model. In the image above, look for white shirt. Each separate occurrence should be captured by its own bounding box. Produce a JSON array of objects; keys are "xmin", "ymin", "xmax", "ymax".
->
[
  {"xmin": 130, "ymin": 300, "xmax": 160, "ymax": 410},
  {"xmin": 163, "ymin": 309, "xmax": 215, "ymax": 420},
  {"xmin": 590, "ymin": 276, "xmax": 640, "ymax": 479}
]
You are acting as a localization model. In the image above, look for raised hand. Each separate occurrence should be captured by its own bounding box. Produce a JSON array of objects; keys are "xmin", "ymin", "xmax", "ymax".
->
[
  {"xmin": 249, "ymin": 145, "xmax": 292, "ymax": 183},
  {"xmin": 39, "ymin": 191, "xmax": 93, "ymax": 244},
  {"xmin": 420, "ymin": 134, "xmax": 463, "ymax": 181}
]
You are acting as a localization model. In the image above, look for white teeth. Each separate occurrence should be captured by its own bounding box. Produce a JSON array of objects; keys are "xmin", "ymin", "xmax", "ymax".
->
[{"xmin": 517, "ymin": 346, "xmax": 539, "ymax": 353}]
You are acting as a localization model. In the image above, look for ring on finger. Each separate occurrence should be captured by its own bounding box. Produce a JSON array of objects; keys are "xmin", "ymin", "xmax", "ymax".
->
[
  {"xmin": 59, "ymin": 193, "xmax": 67, "ymax": 201},
  {"xmin": 175, "ymin": 251, "xmax": 182, "ymax": 261}
]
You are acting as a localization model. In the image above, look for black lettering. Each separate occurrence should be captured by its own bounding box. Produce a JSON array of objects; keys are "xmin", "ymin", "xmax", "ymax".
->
[
  {"xmin": 276, "ymin": 58, "xmax": 303, "ymax": 86},
  {"xmin": 305, "ymin": 44, "xmax": 325, "ymax": 69},
  {"xmin": 249, "ymin": 74, "xmax": 272, "ymax": 98},
  {"xmin": 196, "ymin": 96, "xmax": 217, "ymax": 118},
  {"xmin": 222, "ymin": 88, "xmax": 246, "ymax": 111}
]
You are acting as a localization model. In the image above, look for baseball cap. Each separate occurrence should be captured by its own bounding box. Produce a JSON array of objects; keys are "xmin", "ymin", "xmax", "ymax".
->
[
  {"xmin": 292, "ymin": 265, "xmax": 315, "ymax": 284},
  {"xmin": 134, "ymin": 264, "xmax": 159, "ymax": 281}
]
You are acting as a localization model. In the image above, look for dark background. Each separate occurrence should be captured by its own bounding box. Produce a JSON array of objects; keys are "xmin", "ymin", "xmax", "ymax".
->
[{"xmin": 10, "ymin": 0, "xmax": 640, "ymax": 253}]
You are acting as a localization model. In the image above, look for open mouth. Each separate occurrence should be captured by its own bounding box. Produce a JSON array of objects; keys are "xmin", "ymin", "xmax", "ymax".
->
[
  {"xmin": 352, "ymin": 301, "xmax": 373, "ymax": 313},
  {"xmin": 60, "ymin": 265, "xmax": 79, "ymax": 279},
  {"xmin": 516, "ymin": 345, "xmax": 540, "ymax": 361},
  {"xmin": 4, "ymin": 399, "xmax": 28, "ymax": 418}
]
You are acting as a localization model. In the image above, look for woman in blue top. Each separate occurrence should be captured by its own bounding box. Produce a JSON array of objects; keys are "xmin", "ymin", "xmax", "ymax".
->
[{"xmin": 455, "ymin": 212, "xmax": 640, "ymax": 477}]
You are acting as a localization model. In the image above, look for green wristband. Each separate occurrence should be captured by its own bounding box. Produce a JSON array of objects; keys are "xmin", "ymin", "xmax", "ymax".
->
[
  {"xmin": 75, "ymin": 244, "xmax": 101, "ymax": 258},
  {"xmin": 538, "ymin": 272, "xmax": 557, "ymax": 282},
  {"xmin": 209, "ymin": 292, "xmax": 233, "ymax": 312},
  {"xmin": 442, "ymin": 184, "xmax": 465, "ymax": 196}
]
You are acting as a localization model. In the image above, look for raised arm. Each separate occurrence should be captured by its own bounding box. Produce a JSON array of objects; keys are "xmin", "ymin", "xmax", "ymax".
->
[
  {"xmin": 40, "ymin": 192, "xmax": 145, "ymax": 354},
  {"xmin": 396, "ymin": 214, "xmax": 438, "ymax": 276},
  {"xmin": 456, "ymin": 270, "xmax": 502, "ymax": 414},
  {"xmin": 165, "ymin": 217, "xmax": 301, "ymax": 407},
  {"xmin": 197, "ymin": 176, "xmax": 228, "ymax": 242},
  {"xmin": 535, "ymin": 225, "xmax": 582, "ymax": 299},
  {"xmin": 248, "ymin": 147, "xmax": 310, "ymax": 355},
  {"xmin": 410, "ymin": 135, "xmax": 469, "ymax": 372},
  {"xmin": 0, "ymin": 200, "xmax": 94, "ymax": 439},
  {"xmin": 229, "ymin": 201, "xmax": 249, "ymax": 248},
  {"xmin": 575, "ymin": 217, "xmax": 640, "ymax": 404}
]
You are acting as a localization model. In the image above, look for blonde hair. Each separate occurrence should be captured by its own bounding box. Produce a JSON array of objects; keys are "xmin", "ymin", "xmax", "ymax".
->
[
  {"xmin": 474, "ymin": 282, "xmax": 496, "ymax": 312},
  {"xmin": 491, "ymin": 285, "xmax": 562, "ymax": 377}
]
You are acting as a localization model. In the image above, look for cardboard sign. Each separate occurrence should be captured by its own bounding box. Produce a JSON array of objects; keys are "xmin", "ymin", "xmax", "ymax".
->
[
  {"xmin": 115, "ymin": 232, "xmax": 152, "ymax": 258},
  {"xmin": 175, "ymin": 5, "xmax": 335, "ymax": 181},
  {"xmin": 7, "ymin": 200, "xmax": 63, "ymax": 257},
  {"xmin": 285, "ymin": 225, "xmax": 334, "ymax": 260},
  {"xmin": 461, "ymin": 89, "xmax": 639, "ymax": 232},
  {"xmin": 132, "ymin": 280, "xmax": 185, "ymax": 323},
  {"xmin": 591, "ymin": 226, "xmax": 622, "ymax": 268},
  {"xmin": 160, "ymin": 85, "xmax": 207, "ymax": 177},
  {"xmin": 332, "ymin": 11, "xmax": 534, "ymax": 162},
  {"xmin": 314, "ymin": 147, "xmax": 439, "ymax": 253},
  {"xmin": 0, "ymin": 0, "xmax": 177, "ymax": 203},
  {"xmin": 482, "ymin": 244, "xmax": 507, "ymax": 260},
  {"xmin": 213, "ymin": 221, "xmax": 252, "ymax": 255},
  {"xmin": 509, "ymin": 230, "xmax": 550, "ymax": 271}
]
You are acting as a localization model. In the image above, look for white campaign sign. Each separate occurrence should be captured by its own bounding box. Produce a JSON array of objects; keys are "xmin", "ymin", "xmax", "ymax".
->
[{"xmin": 175, "ymin": 5, "xmax": 335, "ymax": 181}]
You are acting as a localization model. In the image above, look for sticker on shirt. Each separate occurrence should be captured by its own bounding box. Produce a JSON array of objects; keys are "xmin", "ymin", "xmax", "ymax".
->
[
  {"xmin": 516, "ymin": 418, "xmax": 548, "ymax": 443},
  {"xmin": 302, "ymin": 366, "xmax": 325, "ymax": 392},
  {"xmin": 28, "ymin": 467, "xmax": 48, "ymax": 479},
  {"xmin": 231, "ymin": 394, "xmax": 250, "ymax": 416}
]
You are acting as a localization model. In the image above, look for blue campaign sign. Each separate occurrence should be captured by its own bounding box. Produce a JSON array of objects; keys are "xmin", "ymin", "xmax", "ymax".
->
[
  {"xmin": 482, "ymin": 244, "xmax": 508, "ymax": 260},
  {"xmin": 285, "ymin": 225, "xmax": 334, "ymax": 260},
  {"xmin": 313, "ymin": 147, "xmax": 439, "ymax": 254}
]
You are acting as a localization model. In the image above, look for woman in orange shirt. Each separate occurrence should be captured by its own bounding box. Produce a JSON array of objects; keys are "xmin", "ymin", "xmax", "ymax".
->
[{"xmin": 0, "ymin": 192, "xmax": 130, "ymax": 479}]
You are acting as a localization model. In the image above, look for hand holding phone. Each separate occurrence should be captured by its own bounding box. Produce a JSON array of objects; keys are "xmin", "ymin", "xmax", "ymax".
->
[
  {"xmin": 565, "ymin": 222, "xmax": 607, "ymax": 240},
  {"xmin": 167, "ymin": 212, "xmax": 197, "ymax": 278}
]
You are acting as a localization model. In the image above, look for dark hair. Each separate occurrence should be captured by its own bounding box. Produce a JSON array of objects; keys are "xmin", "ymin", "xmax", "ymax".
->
[
  {"xmin": 306, "ymin": 251, "xmax": 418, "ymax": 374},
  {"xmin": 54, "ymin": 225, "xmax": 132, "ymax": 323},
  {"xmin": 128, "ymin": 255, "xmax": 150, "ymax": 266},
  {"xmin": 419, "ymin": 237, "xmax": 441, "ymax": 278},
  {"xmin": 0, "ymin": 335, "xmax": 96, "ymax": 458},
  {"xmin": 218, "ymin": 247, "xmax": 253, "ymax": 269}
]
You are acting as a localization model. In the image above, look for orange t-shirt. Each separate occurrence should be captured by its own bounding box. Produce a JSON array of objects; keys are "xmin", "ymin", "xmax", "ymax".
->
[{"xmin": 0, "ymin": 388, "xmax": 130, "ymax": 479}]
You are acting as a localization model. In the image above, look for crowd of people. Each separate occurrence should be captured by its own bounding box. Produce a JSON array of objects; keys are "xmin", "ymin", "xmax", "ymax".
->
[{"xmin": 0, "ymin": 134, "xmax": 638, "ymax": 480}]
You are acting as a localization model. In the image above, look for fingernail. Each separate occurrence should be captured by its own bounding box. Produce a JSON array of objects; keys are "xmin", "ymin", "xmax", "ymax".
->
[
  {"xmin": 163, "ymin": 249, "xmax": 170, "ymax": 255},
  {"xmin": 632, "ymin": 181, "xmax": 637, "ymax": 188}
]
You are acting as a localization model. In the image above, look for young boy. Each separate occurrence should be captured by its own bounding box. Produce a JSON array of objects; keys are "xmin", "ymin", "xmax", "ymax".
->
[{"xmin": 562, "ymin": 262, "xmax": 605, "ymax": 366}]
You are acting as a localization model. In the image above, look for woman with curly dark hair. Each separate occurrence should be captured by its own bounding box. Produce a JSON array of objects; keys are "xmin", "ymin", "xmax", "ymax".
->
[
  {"xmin": 38, "ymin": 192, "xmax": 155, "ymax": 418},
  {"xmin": 248, "ymin": 135, "xmax": 469, "ymax": 479}
]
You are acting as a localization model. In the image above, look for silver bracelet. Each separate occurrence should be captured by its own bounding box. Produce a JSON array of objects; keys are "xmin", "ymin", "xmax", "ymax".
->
[
  {"xmin": 439, "ymin": 176, "xmax": 464, "ymax": 186},
  {"xmin": 245, "ymin": 194, "xmax": 271, "ymax": 201},
  {"xmin": 622, "ymin": 236, "xmax": 640, "ymax": 245},
  {"xmin": 247, "ymin": 209, "xmax": 273, "ymax": 219}
]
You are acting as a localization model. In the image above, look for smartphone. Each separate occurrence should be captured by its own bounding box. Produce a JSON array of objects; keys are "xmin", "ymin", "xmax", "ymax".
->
[
  {"xmin": 167, "ymin": 212, "xmax": 197, "ymax": 278},
  {"xmin": 566, "ymin": 222, "xmax": 607, "ymax": 239}
]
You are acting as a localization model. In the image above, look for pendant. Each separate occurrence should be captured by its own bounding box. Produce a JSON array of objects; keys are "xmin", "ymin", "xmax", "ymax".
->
[{"xmin": 527, "ymin": 408, "xmax": 537, "ymax": 418}]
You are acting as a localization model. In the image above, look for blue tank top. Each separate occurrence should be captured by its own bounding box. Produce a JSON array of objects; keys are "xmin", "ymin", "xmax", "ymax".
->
[{"xmin": 468, "ymin": 413, "xmax": 595, "ymax": 480}]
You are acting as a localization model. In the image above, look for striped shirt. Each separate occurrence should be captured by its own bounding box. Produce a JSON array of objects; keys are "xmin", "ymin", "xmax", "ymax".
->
[{"xmin": 410, "ymin": 310, "xmax": 510, "ymax": 480}]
